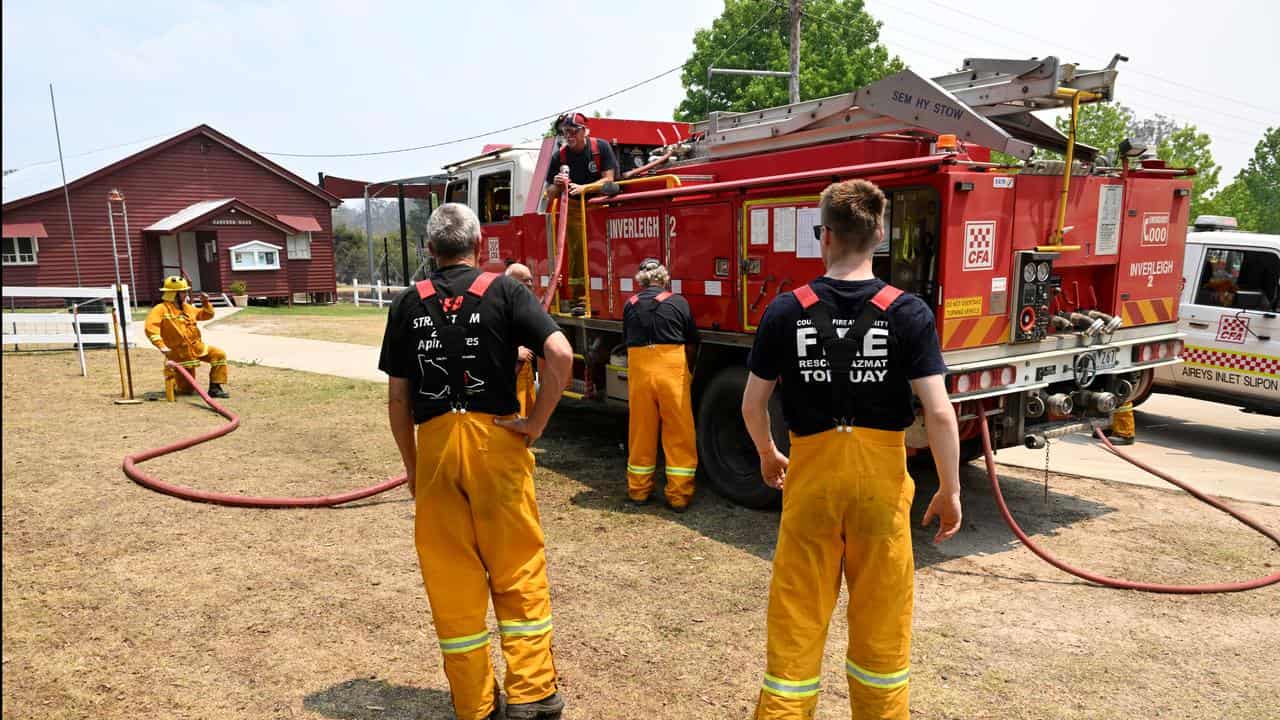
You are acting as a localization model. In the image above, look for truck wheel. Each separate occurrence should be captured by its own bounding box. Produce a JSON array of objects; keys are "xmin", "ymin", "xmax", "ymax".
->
[
  {"xmin": 696, "ymin": 367, "xmax": 785, "ymax": 509},
  {"xmin": 1128, "ymin": 369, "xmax": 1155, "ymax": 407}
]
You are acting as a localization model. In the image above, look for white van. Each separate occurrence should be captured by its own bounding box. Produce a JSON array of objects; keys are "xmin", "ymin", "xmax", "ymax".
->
[{"xmin": 1135, "ymin": 216, "xmax": 1280, "ymax": 415}]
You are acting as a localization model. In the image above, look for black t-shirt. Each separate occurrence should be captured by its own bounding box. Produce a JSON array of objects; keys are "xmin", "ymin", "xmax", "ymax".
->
[
  {"xmin": 747, "ymin": 277, "xmax": 947, "ymax": 435},
  {"xmin": 622, "ymin": 286, "xmax": 700, "ymax": 347},
  {"xmin": 544, "ymin": 137, "xmax": 619, "ymax": 186},
  {"xmin": 379, "ymin": 264, "xmax": 561, "ymax": 423}
]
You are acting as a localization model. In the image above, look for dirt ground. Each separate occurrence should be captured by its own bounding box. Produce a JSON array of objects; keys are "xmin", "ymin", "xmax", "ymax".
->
[
  {"xmin": 216, "ymin": 304, "xmax": 388, "ymax": 347},
  {"xmin": 3, "ymin": 349, "xmax": 1278, "ymax": 720}
]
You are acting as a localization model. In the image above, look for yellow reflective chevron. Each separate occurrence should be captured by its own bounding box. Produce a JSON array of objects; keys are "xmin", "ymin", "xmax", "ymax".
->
[
  {"xmin": 439, "ymin": 629, "xmax": 490, "ymax": 655},
  {"xmin": 498, "ymin": 615, "xmax": 553, "ymax": 638},
  {"xmin": 761, "ymin": 672, "xmax": 821, "ymax": 698},
  {"xmin": 845, "ymin": 658, "xmax": 909, "ymax": 689}
]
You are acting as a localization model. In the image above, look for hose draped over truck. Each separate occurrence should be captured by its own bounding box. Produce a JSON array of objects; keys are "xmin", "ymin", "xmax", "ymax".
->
[
  {"xmin": 978, "ymin": 413, "xmax": 1280, "ymax": 594},
  {"xmin": 122, "ymin": 361, "xmax": 406, "ymax": 508}
]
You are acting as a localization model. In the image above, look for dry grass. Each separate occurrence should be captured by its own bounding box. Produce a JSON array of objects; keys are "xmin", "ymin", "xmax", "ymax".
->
[
  {"xmin": 214, "ymin": 304, "xmax": 389, "ymax": 347},
  {"xmin": 3, "ymin": 348, "xmax": 1278, "ymax": 720}
]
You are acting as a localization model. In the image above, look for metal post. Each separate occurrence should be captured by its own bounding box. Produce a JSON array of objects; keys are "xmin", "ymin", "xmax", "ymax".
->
[
  {"xmin": 115, "ymin": 282, "xmax": 135, "ymax": 400},
  {"xmin": 383, "ymin": 236, "xmax": 391, "ymax": 286},
  {"xmin": 49, "ymin": 84, "xmax": 82, "ymax": 286},
  {"xmin": 364, "ymin": 185, "xmax": 376, "ymax": 287},
  {"xmin": 789, "ymin": 0, "xmax": 802, "ymax": 104},
  {"xmin": 120, "ymin": 198, "xmax": 138, "ymax": 310},
  {"xmin": 71, "ymin": 303, "xmax": 87, "ymax": 377},
  {"xmin": 398, "ymin": 183, "xmax": 409, "ymax": 286}
]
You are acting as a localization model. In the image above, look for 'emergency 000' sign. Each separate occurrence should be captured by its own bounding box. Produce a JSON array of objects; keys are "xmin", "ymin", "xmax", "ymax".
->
[{"xmin": 1141, "ymin": 213, "xmax": 1170, "ymax": 246}]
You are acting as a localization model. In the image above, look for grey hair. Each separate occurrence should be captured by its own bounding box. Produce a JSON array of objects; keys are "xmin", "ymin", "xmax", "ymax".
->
[
  {"xmin": 427, "ymin": 203, "xmax": 481, "ymax": 259},
  {"xmin": 635, "ymin": 262, "xmax": 670, "ymax": 289}
]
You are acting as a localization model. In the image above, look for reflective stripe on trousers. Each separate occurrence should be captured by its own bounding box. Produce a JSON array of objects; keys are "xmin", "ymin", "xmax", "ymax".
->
[
  {"xmin": 163, "ymin": 345, "xmax": 228, "ymax": 390},
  {"xmin": 755, "ymin": 426, "xmax": 914, "ymax": 720},
  {"xmin": 625, "ymin": 344, "xmax": 697, "ymax": 506},
  {"xmin": 415, "ymin": 412, "xmax": 558, "ymax": 719}
]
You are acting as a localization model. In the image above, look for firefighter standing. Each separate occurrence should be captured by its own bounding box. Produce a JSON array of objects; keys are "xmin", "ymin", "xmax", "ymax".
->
[
  {"xmin": 380, "ymin": 204, "xmax": 573, "ymax": 720},
  {"xmin": 741, "ymin": 180, "xmax": 962, "ymax": 719},
  {"xmin": 622, "ymin": 259, "xmax": 699, "ymax": 512},
  {"xmin": 144, "ymin": 276, "xmax": 230, "ymax": 398},
  {"xmin": 506, "ymin": 262, "xmax": 539, "ymax": 417},
  {"xmin": 543, "ymin": 112, "xmax": 618, "ymax": 315}
]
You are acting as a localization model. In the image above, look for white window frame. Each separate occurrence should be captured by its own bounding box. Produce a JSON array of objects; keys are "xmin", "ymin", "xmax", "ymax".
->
[
  {"xmin": 1, "ymin": 236, "xmax": 39, "ymax": 265},
  {"xmin": 228, "ymin": 240, "xmax": 282, "ymax": 271},
  {"xmin": 286, "ymin": 231, "xmax": 312, "ymax": 260}
]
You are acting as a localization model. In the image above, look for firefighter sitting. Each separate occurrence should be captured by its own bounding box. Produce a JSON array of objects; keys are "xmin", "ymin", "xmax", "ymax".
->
[
  {"xmin": 622, "ymin": 259, "xmax": 700, "ymax": 512},
  {"xmin": 543, "ymin": 112, "xmax": 618, "ymax": 316},
  {"xmin": 145, "ymin": 276, "xmax": 230, "ymax": 399},
  {"xmin": 505, "ymin": 262, "xmax": 539, "ymax": 417}
]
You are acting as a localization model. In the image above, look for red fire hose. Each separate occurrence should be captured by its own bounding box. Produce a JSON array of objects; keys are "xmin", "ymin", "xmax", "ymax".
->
[
  {"xmin": 978, "ymin": 415, "xmax": 1280, "ymax": 593},
  {"xmin": 541, "ymin": 191, "xmax": 571, "ymax": 311},
  {"xmin": 122, "ymin": 362, "xmax": 406, "ymax": 508}
]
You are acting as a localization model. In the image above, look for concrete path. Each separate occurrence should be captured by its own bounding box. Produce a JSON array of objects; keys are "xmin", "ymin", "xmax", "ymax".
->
[
  {"xmin": 129, "ymin": 307, "xmax": 385, "ymax": 383},
  {"xmin": 996, "ymin": 394, "xmax": 1280, "ymax": 505}
]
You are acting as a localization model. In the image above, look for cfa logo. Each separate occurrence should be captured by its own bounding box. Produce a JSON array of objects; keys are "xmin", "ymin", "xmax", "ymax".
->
[
  {"xmin": 1142, "ymin": 213, "xmax": 1170, "ymax": 246},
  {"xmin": 963, "ymin": 221, "xmax": 996, "ymax": 271}
]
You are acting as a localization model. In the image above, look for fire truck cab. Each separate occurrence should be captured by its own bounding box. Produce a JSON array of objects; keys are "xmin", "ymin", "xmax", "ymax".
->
[{"xmin": 439, "ymin": 53, "xmax": 1193, "ymax": 508}]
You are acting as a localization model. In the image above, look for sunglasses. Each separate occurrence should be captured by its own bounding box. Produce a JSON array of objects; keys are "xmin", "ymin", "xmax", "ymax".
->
[{"xmin": 813, "ymin": 225, "xmax": 827, "ymax": 240}]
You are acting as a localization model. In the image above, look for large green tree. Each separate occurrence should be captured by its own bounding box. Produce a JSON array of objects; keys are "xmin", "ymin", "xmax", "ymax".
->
[
  {"xmin": 1201, "ymin": 178, "xmax": 1259, "ymax": 231},
  {"xmin": 1053, "ymin": 102, "xmax": 1135, "ymax": 160},
  {"xmin": 1157, "ymin": 125, "xmax": 1220, "ymax": 219},
  {"xmin": 674, "ymin": 0, "xmax": 902, "ymax": 122},
  {"xmin": 1240, "ymin": 127, "xmax": 1280, "ymax": 234}
]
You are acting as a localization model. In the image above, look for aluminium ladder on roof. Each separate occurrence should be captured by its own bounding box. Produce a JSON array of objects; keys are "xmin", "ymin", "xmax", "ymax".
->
[{"xmin": 690, "ymin": 54, "xmax": 1126, "ymax": 161}]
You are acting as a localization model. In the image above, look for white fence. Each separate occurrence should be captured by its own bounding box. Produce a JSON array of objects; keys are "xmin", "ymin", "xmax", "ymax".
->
[
  {"xmin": 3, "ymin": 285, "xmax": 132, "ymax": 347},
  {"xmin": 351, "ymin": 279, "xmax": 406, "ymax": 307}
]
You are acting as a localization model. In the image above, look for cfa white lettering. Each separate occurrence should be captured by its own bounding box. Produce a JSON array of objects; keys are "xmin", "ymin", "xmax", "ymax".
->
[{"xmin": 796, "ymin": 325, "xmax": 889, "ymax": 358}]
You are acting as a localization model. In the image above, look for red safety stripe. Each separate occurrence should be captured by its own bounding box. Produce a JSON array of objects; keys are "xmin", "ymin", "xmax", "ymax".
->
[
  {"xmin": 415, "ymin": 279, "xmax": 436, "ymax": 299},
  {"xmin": 870, "ymin": 284, "xmax": 904, "ymax": 311},
  {"xmin": 793, "ymin": 284, "xmax": 819, "ymax": 309},
  {"xmin": 655, "ymin": 291, "xmax": 672, "ymax": 303},
  {"xmin": 467, "ymin": 271, "xmax": 499, "ymax": 297}
]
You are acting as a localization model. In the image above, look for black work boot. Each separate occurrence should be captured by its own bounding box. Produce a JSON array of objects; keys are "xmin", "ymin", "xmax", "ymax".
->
[
  {"xmin": 506, "ymin": 691, "xmax": 564, "ymax": 719},
  {"xmin": 208, "ymin": 384, "xmax": 230, "ymax": 399}
]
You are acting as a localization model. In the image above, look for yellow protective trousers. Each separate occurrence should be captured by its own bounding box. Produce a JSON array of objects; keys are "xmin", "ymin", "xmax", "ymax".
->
[
  {"xmin": 755, "ymin": 427, "xmax": 915, "ymax": 720},
  {"xmin": 516, "ymin": 360, "xmax": 537, "ymax": 418},
  {"xmin": 625, "ymin": 344, "xmax": 697, "ymax": 507},
  {"xmin": 1111, "ymin": 402, "xmax": 1135, "ymax": 439},
  {"xmin": 164, "ymin": 346, "xmax": 228, "ymax": 393},
  {"xmin": 564, "ymin": 204, "xmax": 586, "ymax": 304},
  {"xmin": 414, "ymin": 411, "xmax": 557, "ymax": 720}
]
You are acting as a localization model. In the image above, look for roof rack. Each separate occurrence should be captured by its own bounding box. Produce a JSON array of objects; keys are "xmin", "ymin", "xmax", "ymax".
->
[{"xmin": 690, "ymin": 54, "xmax": 1126, "ymax": 161}]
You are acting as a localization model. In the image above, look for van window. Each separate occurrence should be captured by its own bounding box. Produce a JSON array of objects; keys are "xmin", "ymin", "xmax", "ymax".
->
[
  {"xmin": 478, "ymin": 171, "xmax": 512, "ymax": 224},
  {"xmin": 446, "ymin": 179, "xmax": 469, "ymax": 206},
  {"xmin": 1195, "ymin": 247, "xmax": 1280, "ymax": 311}
]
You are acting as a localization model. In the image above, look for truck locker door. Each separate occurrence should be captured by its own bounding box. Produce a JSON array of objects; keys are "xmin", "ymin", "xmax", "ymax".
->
[
  {"xmin": 740, "ymin": 196, "xmax": 824, "ymax": 331},
  {"xmin": 604, "ymin": 206, "xmax": 664, "ymax": 320},
  {"xmin": 668, "ymin": 202, "xmax": 737, "ymax": 331}
]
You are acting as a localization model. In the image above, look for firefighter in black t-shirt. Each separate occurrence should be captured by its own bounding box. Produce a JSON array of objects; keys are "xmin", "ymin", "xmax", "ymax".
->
[
  {"xmin": 543, "ymin": 112, "xmax": 619, "ymax": 315},
  {"xmin": 621, "ymin": 259, "xmax": 700, "ymax": 511},
  {"xmin": 379, "ymin": 203, "xmax": 573, "ymax": 720},
  {"xmin": 742, "ymin": 180, "xmax": 962, "ymax": 720}
]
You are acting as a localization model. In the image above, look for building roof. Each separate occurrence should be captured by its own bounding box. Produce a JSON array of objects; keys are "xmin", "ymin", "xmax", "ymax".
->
[
  {"xmin": 1, "ymin": 222, "xmax": 49, "ymax": 238},
  {"xmin": 2, "ymin": 125, "xmax": 342, "ymax": 209},
  {"xmin": 144, "ymin": 198, "xmax": 301, "ymax": 235}
]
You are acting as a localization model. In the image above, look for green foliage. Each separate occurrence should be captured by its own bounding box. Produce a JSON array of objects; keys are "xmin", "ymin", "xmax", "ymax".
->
[
  {"xmin": 1053, "ymin": 103, "xmax": 1135, "ymax": 160},
  {"xmin": 673, "ymin": 0, "xmax": 902, "ymax": 121},
  {"xmin": 1201, "ymin": 179, "xmax": 1259, "ymax": 231},
  {"xmin": 1241, "ymin": 127, "xmax": 1280, "ymax": 234},
  {"xmin": 228, "ymin": 280, "xmax": 247, "ymax": 294},
  {"xmin": 1157, "ymin": 125, "xmax": 1220, "ymax": 219}
]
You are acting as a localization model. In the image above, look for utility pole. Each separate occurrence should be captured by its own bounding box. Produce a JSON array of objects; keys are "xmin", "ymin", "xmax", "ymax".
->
[{"xmin": 789, "ymin": 0, "xmax": 802, "ymax": 104}]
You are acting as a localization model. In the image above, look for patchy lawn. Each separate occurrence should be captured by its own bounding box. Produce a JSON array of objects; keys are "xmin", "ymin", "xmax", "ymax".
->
[
  {"xmin": 3, "ymin": 348, "xmax": 1278, "ymax": 720},
  {"xmin": 214, "ymin": 303, "xmax": 390, "ymax": 347}
]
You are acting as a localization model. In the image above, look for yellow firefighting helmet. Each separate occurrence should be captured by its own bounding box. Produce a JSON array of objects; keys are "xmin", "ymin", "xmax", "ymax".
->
[{"xmin": 160, "ymin": 275, "xmax": 190, "ymax": 292}]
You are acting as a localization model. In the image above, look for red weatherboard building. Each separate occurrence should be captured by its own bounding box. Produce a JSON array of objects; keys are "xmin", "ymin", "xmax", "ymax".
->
[{"xmin": 1, "ymin": 125, "xmax": 341, "ymax": 304}]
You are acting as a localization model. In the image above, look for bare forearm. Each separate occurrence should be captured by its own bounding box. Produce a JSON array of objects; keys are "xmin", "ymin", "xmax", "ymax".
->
[
  {"xmin": 528, "ymin": 335, "xmax": 572, "ymax": 431},
  {"xmin": 925, "ymin": 407, "xmax": 961, "ymax": 492},
  {"xmin": 388, "ymin": 395, "xmax": 416, "ymax": 472},
  {"xmin": 741, "ymin": 376, "xmax": 777, "ymax": 456}
]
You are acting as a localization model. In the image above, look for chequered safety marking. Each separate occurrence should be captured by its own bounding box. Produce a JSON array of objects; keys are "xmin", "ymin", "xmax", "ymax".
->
[
  {"xmin": 1182, "ymin": 345, "xmax": 1280, "ymax": 377},
  {"xmin": 1215, "ymin": 316, "xmax": 1249, "ymax": 344},
  {"xmin": 963, "ymin": 221, "xmax": 996, "ymax": 270}
]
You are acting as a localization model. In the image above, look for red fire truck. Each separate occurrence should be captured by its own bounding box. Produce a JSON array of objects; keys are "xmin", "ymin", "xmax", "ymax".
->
[{"xmin": 439, "ymin": 54, "xmax": 1190, "ymax": 507}]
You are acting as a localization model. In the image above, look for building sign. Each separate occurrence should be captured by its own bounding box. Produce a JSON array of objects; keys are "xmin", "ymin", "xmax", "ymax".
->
[{"xmin": 212, "ymin": 217, "xmax": 253, "ymax": 226}]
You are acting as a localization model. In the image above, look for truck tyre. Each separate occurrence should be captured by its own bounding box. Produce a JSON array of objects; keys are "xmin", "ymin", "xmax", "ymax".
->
[
  {"xmin": 696, "ymin": 367, "xmax": 785, "ymax": 509},
  {"xmin": 1128, "ymin": 368, "xmax": 1155, "ymax": 407}
]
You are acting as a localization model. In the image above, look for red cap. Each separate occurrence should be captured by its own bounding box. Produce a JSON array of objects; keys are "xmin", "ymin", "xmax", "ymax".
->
[{"xmin": 557, "ymin": 112, "xmax": 588, "ymax": 131}]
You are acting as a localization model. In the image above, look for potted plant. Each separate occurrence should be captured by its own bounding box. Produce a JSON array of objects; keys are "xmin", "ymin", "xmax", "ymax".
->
[{"xmin": 229, "ymin": 280, "xmax": 249, "ymax": 307}]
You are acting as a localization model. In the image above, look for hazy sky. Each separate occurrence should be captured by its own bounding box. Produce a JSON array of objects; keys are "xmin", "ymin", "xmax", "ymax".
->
[{"xmin": 3, "ymin": 0, "xmax": 1276, "ymax": 202}]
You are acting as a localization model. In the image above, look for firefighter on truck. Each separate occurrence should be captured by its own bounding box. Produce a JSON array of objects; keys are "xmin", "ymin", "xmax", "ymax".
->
[
  {"xmin": 741, "ymin": 180, "xmax": 961, "ymax": 720},
  {"xmin": 543, "ymin": 111, "xmax": 618, "ymax": 315}
]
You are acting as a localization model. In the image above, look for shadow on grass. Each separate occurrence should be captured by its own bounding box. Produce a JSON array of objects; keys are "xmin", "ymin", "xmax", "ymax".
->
[
  {"xmin": 539, "ymin": 402, "xmax": 1115, "ymax": 574},
  {"xmin": 303, "ymin": 678, "xmax": 454, "ymax": 720}
]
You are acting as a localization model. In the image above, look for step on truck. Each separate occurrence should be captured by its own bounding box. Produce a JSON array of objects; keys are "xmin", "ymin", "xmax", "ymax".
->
[{"xmin": 439, "ymin": 53, "xmax": 1191, "ymax": 507}]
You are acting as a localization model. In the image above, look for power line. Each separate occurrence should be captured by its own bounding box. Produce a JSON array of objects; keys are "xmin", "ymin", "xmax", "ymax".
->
[
  {"xmin": 4, "ymin": 128, "xmax": 186, "ymax": 174},
  {"xmin": 263, "ymin": 6, "xmax": 782, "ymax": 160}
]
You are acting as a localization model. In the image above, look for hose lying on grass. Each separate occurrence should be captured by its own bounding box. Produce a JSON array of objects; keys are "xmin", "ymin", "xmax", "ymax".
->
[{"xmin": 122, "ymin": 361, "xmax": 406, "ymax": 508}]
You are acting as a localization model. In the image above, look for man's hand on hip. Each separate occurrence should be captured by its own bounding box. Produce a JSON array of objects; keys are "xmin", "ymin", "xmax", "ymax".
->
[{"xmin": 493, "ymin": 415, "xmax": 545, "ymax": 446}]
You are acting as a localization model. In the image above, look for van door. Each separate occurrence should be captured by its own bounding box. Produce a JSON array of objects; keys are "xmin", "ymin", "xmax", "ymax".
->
[{"xmin": 1175, "ymin": 243, "xmax": 1280, "ymax": 408}]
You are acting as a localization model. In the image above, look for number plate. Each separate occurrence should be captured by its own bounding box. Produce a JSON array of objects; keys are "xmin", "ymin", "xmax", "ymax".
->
[{"xmin": 1096, "ymin": 348, "xmax": 1118, "ymax": 370}]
